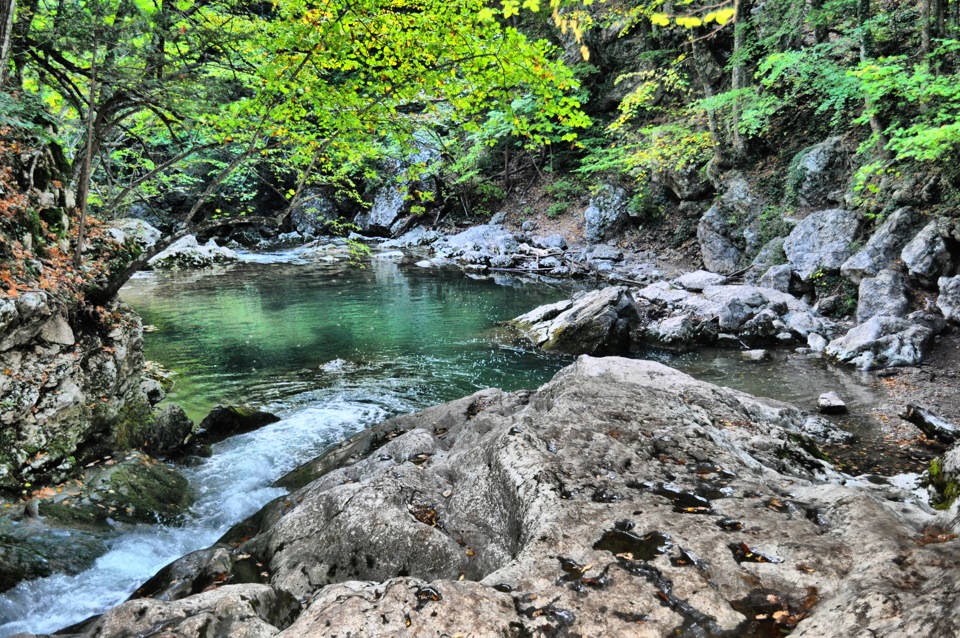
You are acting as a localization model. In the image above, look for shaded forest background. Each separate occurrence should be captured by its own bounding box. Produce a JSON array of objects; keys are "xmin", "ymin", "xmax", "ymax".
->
[{"xmin": 1, "ymin": 0, "xmax": 959, "ymax": 305}]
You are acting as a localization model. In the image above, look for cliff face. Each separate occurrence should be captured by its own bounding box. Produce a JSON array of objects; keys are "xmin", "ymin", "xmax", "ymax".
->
[
  {"xmin": 0, "ymin": 294, "xmax": 151, "ymax": 491},
  {"xmin": 0, "ymin": 131, "xmax": 154, "ymax": 494}
]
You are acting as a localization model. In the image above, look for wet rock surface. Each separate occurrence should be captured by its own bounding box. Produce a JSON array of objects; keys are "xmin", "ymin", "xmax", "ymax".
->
[
  {"xmin": 45, "ymin": 357, "xmax": 960, "ymax": 638},
  {"xmin": 37, "ymin": 451, "xmax": 193, "ymax": 531},
  {"xmin": 149, "ymin": 235, "xmax": 239, "ymax": 270},
  {"xmin": 193, "ymin": 405, "xmax": 282, "ymax": 447}
]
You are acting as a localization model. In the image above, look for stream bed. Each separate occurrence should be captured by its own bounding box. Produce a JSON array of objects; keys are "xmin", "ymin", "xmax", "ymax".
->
[{"xmin": 0, "ymin": 251, "xmax": 937, "ymax": 636}]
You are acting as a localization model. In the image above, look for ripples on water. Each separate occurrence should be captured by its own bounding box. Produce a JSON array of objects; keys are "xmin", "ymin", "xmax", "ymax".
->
[{"xmin": 0, "ymin": 254, "xmax": 575, "ymax": 636}]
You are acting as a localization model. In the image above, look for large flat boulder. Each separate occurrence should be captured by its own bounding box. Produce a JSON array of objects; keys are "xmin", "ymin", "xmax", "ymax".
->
[{"xmin": 59, "ymin": 357, "xmax": 960, "ymax": 638}]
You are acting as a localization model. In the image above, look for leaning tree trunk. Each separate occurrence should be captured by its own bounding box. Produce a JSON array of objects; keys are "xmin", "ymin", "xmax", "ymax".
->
[{"xmin": 0, "ymin": 0, "xmax": 14, "ymax": 85}]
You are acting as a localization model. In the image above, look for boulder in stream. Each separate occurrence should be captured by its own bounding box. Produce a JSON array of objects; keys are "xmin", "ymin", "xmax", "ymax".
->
[
  {"xmin": 37, "ymin": 451, "xmax": 193, "ymax": 531},
  {"xmin": 510, "ymin": 286, "xmax": 640, "ymax": 355},
  {"xmin": 194, "ymin": 405, "xmax": 282, "ymax": 447}
]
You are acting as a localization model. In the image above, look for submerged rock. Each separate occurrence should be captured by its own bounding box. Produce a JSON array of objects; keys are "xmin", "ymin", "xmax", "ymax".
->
[
  {"xmin": 0, "ymin": 518, "xmax": 107, "ymax": 593},
  {"xmin": 61, "ymin": 356, "xmax": 960, "ymax": 638}
]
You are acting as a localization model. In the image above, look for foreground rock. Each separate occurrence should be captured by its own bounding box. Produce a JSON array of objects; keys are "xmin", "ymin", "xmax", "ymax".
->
[{"xmin": 53, "ymin": 357, "xmax": 960, "ymax": 638}]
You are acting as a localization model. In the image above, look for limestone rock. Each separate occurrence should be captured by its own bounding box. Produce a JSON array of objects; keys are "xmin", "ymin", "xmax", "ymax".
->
[
  {"xmin": 697, "ymin": 203, "xmax": 743, "ymax": 274},
  {"xmin": 38, "ymin": 451, "xmax": 193, "ymax": 530},
  {"xmin": 783, "ymin": 209, "xmax": 862, "ymax": 281},
  {"xmin": 759, "ymin": 264, "xmax": 793, "ymax": 292},
  {"xmin": 68, "ymin": 357, "xmax": 960, "ymax": 638},
  {"xmin": 530, "ymin": 234, "xmax": 567, "ymax": 250},
  {"xmin": 902, "ymin": 221, "xmax": 956, "ymax": 283},
  {"xmin": 856, "ymin": 269, "xmax": 910, "ymax": 323},
  {"xmin": 584, "ymin": 185, "xmax": 629, "ymax": 244},
  {"xmin": 76, "ymin": 584, "xmax": 299, "ymax": 638},
  {"xmin": 936, "ymin": 275, "xmax": 960, "ymax": 323},
  {"xmin": 825, "ymin": 316, "xmax": 934, "ymax": 369},
  {"xmin": 288, "ymin": 194, "xmax": 338, "ymax": 237},
  {"xmin": 432, "ymin": 225, "xmax": 519, "ymax": 267},
  {"xmin": 0, "ymin": 519, "xmax": 107, "ymax": 593},
  {"xmin": 149, "ymin": 235, "xmax": 239, "ymax": 270},
  {"xmin": 380, "ymin": 226, "xmax": 442, "ymax": 249},
  {"xmin": 696, "ymin": 177, "xmax": 758, "ymax": 275},
  {"xmin": 787, "ymin": 137, "xmax": 850, "ymax": 209},
  {"xmin": 841, "ymin": 207, "xmax": 923, "ymax": 283},
  {"xmin": 672, "ymin": 270, "xmax": 726, "ymax": 291},
  {"xmin": 818, "ymin": 392, "xmax": 847, "ymax": 414},
  {"xmin": 195, "ymin": 405, "xmax": 281, "ymax": 447},
  {"xmin": 511, "ymin": 287, "xmax": 639, "ymax": 355},
  {"xmin": 645, "ymin": 314, "xmax": 697, "ymax": 349},
  {"xmin": 148, "ymin": 404, "xmax": 197, "ymax": 457},
  {"xmin": 355, "ymin": 183, "xmax": 407, "ymax": 236},
  {"xmin": 106, "ymin": 218, "xmax": 163, "ymax": 251},
  {"xmin": 0, "ymin": 301, "xmax": 152, "ymax": 490}
]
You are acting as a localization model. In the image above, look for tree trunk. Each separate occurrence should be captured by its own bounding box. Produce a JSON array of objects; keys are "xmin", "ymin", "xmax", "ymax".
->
[
  {"xmin": 73, "ymin": 30, "xmax": 98, "ymax": 267},
  {"xmin": 690, "ymin": 39, "xmax": 725, "ymax": 165},
  {"xmin": 731, "ymin": 0, "xmax": 753, "ymax": 162},
  {"xmin": 921, "ymin": 0, "xmax": 932, "ymax": 57},
  {"xmin": 0, "ymin": 0, "xmax": 14, "ymax": 85},
  {"xmin": 858, "ymin": 0, "xmax": 891, "ymax": 158}
]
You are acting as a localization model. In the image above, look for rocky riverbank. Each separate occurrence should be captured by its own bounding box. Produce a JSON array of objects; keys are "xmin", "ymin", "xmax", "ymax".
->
[{"xmin": 37, "ymin": 356, "xmax": 960, "ymax": 638}]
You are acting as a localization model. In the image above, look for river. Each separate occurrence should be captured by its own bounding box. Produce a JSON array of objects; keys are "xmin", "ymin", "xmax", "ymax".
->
[{"xmin": 0, "ymin": 249, "xmax": 930, "ymax": 636}]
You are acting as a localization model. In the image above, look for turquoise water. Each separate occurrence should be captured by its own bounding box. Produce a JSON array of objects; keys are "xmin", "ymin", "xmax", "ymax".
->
[{"xmin": 122, "ymin": 254, "xmax": 575, "ymax": 422}]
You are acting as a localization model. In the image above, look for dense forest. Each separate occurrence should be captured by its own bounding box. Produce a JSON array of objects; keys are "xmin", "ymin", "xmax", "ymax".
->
[{"xmin": 2, "ymin": 0, "xmax": 958, "ymax": 305}]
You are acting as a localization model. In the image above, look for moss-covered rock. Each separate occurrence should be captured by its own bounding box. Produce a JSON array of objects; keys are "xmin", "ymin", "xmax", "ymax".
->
[
  {"xmin": 38, "ymin": 451, "xmax": 194, "ymax": 531},
  {"xmin": 924, "ymin": 449, "xmax": 960, "ymax": 510}
]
